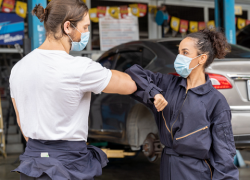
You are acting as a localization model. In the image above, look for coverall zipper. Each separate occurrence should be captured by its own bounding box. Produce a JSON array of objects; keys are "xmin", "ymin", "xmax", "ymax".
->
[
  {"xmin": 170, "ymin": 90, "xmax": 189, "ymax": 140},
  {"xmin": 204, "ymin": 159, "xmax": 213, "ymax": 179},
  {"xmin": 176, "ymin": 126, "xmax": 208, "ymax": 140}
]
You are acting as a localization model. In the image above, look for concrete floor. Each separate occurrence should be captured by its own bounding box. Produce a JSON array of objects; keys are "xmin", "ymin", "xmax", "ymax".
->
[{"xmin": 0, "ymin": 153, "xmax": 249, "ymax": 180}]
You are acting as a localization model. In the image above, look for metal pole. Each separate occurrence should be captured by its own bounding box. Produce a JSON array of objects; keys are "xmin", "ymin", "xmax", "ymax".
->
[
  {"xmin": 223, "ymin": 0, "xmax": 236, "ymax": 44},
  {"xmin": 86, "ymin": 0, "xmax": 92, "ymax": 52},
  {"xmin": 214, "ymin": 0, "xmax": 221, "ymax": 28}
]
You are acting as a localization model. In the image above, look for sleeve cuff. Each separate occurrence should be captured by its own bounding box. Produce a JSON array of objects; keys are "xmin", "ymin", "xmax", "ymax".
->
[{"xmin": 143, "ymin": 84, "xmax": 163, "ymax": 104}]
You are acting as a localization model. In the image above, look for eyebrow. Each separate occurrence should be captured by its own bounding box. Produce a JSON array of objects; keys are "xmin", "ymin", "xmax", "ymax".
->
[
  {"xmin": 84, "ymin": 24, "xmax": 90, "ymax": 27},
  {"xmin": 181, "ymin": 48, "xmax": 189, "ymax": 51}
]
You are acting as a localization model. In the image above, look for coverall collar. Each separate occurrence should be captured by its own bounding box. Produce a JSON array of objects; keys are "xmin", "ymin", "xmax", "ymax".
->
[{"xmin": 179, "ymin": 74, "xmax": 213, "ymax": 95}]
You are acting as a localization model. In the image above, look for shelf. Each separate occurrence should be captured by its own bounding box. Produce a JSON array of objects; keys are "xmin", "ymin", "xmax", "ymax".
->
[{"xmin": 0, "ymin": 48, "xmax": 23, "ymax": 54}]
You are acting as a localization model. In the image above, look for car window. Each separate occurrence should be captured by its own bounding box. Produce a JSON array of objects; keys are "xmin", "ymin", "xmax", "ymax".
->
[
  {"xmin": 115, "ymin": 52, "xmax": 142, "ymax": 72},
  {"xmin": 159, "ymin": 41, "xmax": 180, "ymax": 55},
  {"xmin": 226, "ymin": 45, "xmax": 250, "ymax": 58},
  {"xmin": 159, "ymin": 40, "xmax": 250, "ymax": 59},
  {"xmin": 142, "ymin": 48, "xmax": 155, "ymax": 68},
  {"xmin": 99, "ymin": 54, "xmax": 117, "ymax": 69}
]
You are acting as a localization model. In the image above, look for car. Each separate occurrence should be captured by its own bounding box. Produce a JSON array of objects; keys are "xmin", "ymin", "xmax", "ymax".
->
[
  {"xmin": 237, "ymin": 24, "xmax": 250, "ymax": 49},
  {"xmin": 88, "ymin": 38, "xmax": 250, "ymax": 161}
]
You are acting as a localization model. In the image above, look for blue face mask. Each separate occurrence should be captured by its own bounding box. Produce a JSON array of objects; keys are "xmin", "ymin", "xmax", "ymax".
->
[
  {"xmin": 174, "ymin": 54, "xmax": 201, "ymax": 78},
  {"xmin": 67, "ymin": 24, "xmax": 90, "ymax": 51}
]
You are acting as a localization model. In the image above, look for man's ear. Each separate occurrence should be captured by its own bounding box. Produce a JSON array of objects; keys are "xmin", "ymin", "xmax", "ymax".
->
[
  {"xmin": 64, "ymin": 21, "xmax": 72, "ymax": 34},
  {"xmin": 199, "ymin": 54, "xmax": 208, "ymax": 65}
]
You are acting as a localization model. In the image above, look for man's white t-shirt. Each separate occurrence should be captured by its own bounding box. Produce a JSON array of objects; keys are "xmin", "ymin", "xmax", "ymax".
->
[{"xmin": 9, "ymin": 49, "xmax": 112, "ymax": 141}]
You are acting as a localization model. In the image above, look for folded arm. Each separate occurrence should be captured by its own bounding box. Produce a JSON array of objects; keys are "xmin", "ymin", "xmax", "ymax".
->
[
  {"xmin": 103, "ymin": 70, "xmax": 137, "ymax": 95},
  {"xmin": 125, "ymin": 64, "xmax": 168, "ymax": 111}
]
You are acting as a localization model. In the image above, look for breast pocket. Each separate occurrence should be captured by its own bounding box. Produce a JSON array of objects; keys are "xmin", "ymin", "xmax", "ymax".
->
[{"xmin": 216, "ymin": 122, "xmax": 236, "ymax": 156}]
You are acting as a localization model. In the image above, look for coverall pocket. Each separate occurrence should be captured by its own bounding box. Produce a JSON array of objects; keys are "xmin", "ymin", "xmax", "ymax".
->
[
  {"xmin": 173, "ymin": 126, "xmax": 211, "ymax": 159},
  {"xmin": 216, "ymin": 122, "xmax": 236, "ymax": 155},
  {"xmin": 176, "ymin": 126, "xmax": 208, "ymax": 140}
]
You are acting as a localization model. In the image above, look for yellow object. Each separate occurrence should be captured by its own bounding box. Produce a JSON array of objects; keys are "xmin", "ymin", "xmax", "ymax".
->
[
  {"xmin": 0, "ymin": 95, "xmax": 7, "ymax": 158},
  {"xmin": 109, "ymin": 7, "xmax": 119, "ymax": 19},
  {"xmin": 83, "ymin": 0, "xmax": 86, "ymax": 3},
  {"xmin": 207, "ymin": 20, "xmax": 215, "ymax": 30},
  {"xmin": 238, "ymin": 18, "xmax": 246, "ymax": 30},
  {"xmin": 129, "ymin": 4, "xmax": 140, "ymax": 17},
  {"xmin": 171, "ymin": 17, "xmax": 180, "ymax": 32},
  {"xmin": 148, "ymin": 5, "xmax": 157, "ymax": 15},
  {"xmin": 15, "ymin": 1, "xmax": 27, "ymax": 19},
  {"xmin": 0, "ymin": 0, "xmax": 3, "ymax": 8},
  {"xmin": 235, "ymin": 5, "xmax": 242, "ymax": 15},
  {"xmin": 189, "ymin": 21, "xmax": 198, "ymax": 33},
  {"xmin": 89, "ymin": 8, "xmax": 99, "ymax": 23},
  {"xmin": 101, "ymin": 149, "xmax": 136, "ymax": 158}
]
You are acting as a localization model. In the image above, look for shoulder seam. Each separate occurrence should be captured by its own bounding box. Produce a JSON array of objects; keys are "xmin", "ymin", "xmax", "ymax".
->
[{"xmin": 211, "ymin": 109, "xmax": 231, "ymax": 121}]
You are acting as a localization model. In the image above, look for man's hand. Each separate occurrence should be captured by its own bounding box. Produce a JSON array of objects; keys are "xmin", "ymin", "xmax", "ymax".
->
[{"xmin": 154, "ymin": 94, "xmax": 168, "ymax": 112}]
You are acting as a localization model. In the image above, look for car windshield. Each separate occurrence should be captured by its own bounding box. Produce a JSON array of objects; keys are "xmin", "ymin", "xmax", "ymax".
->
[{"xmin": 159, "ymin": 41, "xmax": 250, "ymax": 59}]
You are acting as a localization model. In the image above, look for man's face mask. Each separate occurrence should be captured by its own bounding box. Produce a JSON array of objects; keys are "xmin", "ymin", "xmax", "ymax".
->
[
  {"xmin": 67, "ymin": 23, "xmax": 90, "ymax": 51},
  {"xmin": 174, "ymin": 54, "xmax": 202, "ymax": 78}
]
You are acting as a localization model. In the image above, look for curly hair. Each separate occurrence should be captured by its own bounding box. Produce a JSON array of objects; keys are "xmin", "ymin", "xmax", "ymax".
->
[{"xmin": 186, "ymin": 29, "xmax": 231, "ymax": 68}]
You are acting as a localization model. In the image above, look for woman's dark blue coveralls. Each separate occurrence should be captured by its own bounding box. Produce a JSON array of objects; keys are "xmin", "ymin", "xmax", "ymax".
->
[{"xmin": 125, "ymin": 65, "xmax": 239, "ymax": 180}]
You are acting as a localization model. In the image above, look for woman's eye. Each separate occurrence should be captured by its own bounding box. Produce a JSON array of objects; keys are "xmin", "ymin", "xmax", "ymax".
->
[{"xmin": 184, "ymin": 52, "xmax": 188, "ymax": 55}]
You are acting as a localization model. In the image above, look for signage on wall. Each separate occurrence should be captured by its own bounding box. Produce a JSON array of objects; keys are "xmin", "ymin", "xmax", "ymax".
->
[{"xmin": 0, "ymin": 13, "xmax": 24, "ymax": 45}]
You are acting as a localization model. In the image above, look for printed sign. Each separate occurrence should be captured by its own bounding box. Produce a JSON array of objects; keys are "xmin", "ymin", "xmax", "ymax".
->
[
  {"xmin": 0, "ymin": 13, "xmax": 24, "ymax": 45},
  {"xmin": 179, "ymin": 20, "xmax": 188, "ymax": 33},
  {"xmin": 2, "ymin": 0, "xmax": 15, "ymax": 13},
  {"xmin": 99, "ymin": 12, "xmax": 139, "ymax": 51}
]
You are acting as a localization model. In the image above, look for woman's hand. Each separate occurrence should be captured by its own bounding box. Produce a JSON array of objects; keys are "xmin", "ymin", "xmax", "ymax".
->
[{"xmin": 154, "ymin": 94, "xmax": 168, "ymax": 112}]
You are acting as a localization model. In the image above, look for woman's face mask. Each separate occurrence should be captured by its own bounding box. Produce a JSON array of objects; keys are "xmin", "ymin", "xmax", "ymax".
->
[
  {"xmin": 67, "ymin": 24, "xmax": 90, "ymax": 51},
  {"xmin": 174, "ymin": 54, "xmax": 201, "ymax": 78}
]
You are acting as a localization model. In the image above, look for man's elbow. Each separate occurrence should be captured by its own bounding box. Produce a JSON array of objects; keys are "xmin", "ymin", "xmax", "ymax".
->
[{"xmin": 127, "ymin": 81, "xmax": 137, "ymax": 94}]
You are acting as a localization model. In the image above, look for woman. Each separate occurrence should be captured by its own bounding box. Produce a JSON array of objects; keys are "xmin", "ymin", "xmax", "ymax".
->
[
  {"xmin": 125, "ymin": 29, "xmax": 239, "ymax": 180},
  {"xmin": 10, "ymin": 0, "xmax": 136, "ymax": 180}
]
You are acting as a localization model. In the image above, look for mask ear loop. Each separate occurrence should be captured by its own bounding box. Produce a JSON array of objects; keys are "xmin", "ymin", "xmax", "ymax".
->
[
  {"xmin": 70, "ymin": 23, "xmax": 82, "ymax": 34},
  {"xmin": 190, "ymin": 54, "xmax": 203, "ymax": 70},
  {"xmin": 67, "ymin": 23, "xmax": 81, "ymax": 42},
  {"xmin": 67, "ymin": 33, "xmax": 74, "ymax": 42}
]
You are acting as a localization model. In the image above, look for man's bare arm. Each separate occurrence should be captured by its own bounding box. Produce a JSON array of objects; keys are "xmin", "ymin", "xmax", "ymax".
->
[
  {"xmin": 11, "ymin": 98, "xmax": 28, "ymax": 142},
  {"xmin": 103, "ymin": 70, "xmax": 137, "ymax": 94}
]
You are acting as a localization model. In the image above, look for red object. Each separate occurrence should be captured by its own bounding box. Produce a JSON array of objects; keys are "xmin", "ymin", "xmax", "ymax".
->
[
  {"xmin": 179, "ymin": 20, "xmax": 189, "ymax": 33},
  {"xmin": 2, "ymin": 0, "xmax": 15, "ymax": 13},
  {"xmin": 0, "ymin": 88, "xmax": 4, "ymax": 96},
  {"xmin": 198, "ymin": 22, "xmax": 206, "ymax": 31},
  {"xmin": 97, "ymin": 6, "xmax": 106, "ymax": 18},
  {"xmin": 246, "ymin": 20, "xmax": 250, "ymax": 26},
  {"xmin": 169, "ymin": 72, "xmax": 180, "ymax": 76},
  {"xmin": 138, "ymin": 4, "xmax": 147, "ymax": 17},
  {"xmin": 168, "ymin": 15, "xmax": 171, "ymax": 23},
  {"xmin": 207, "ymin": 73, "xmax": 232, "ymax": 89},
  {"xmin": 169, "ymin": 73, "xmax": 232, "ymax": 89},
  {"xmin": 120, "ymin": 6, "xmax": 128, "ymax": 19}
]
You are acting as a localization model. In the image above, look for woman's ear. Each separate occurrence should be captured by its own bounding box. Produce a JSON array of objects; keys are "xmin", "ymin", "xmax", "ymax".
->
[
  {"xmin": 198, "ymin": 54, "xmax": 208, "ymax": 65},
  {"xmin": 64, "ymin": 21, "xmax": 72, "ymax": 34}
]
